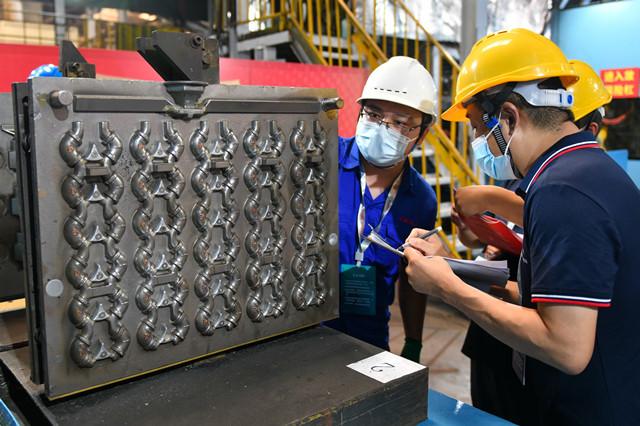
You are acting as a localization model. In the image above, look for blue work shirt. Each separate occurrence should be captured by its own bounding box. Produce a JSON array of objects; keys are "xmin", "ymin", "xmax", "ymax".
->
[
  {"xmin": 326, "ymin": 136, "xmax": 437, "ymax": 349},
  {"xmin": 516, "ymin": 131, "xmax": 640, "ymax": 425}
]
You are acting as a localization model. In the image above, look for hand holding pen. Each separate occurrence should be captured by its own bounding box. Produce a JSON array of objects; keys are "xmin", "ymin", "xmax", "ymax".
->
[
  {"xmin": 365, "ymin": 226, "xmax": 445, "ymax": 258},
  {"xmin": 399, "ymin": 226, "xmax": 442, "ymax": 250},
  {"xmin": 404, "ymin": 226, "xmax": 451, "ymax": 257}
]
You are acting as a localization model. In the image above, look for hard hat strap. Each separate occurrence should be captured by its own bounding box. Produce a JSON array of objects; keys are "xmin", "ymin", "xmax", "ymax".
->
[
  {"xmin": 418, "ymin": 113, "xmax": 434, "ymax": 140},
  {"xmin": 474, "ymin": 82, "xmax": 518, "ymax": 155},
  {"xmin": 480, "ymin": 112, "xmax": 523, "ymax": 179},
  {"xmin": 482, "ymin": 112, "xmax": 509, "ymax": 154}
]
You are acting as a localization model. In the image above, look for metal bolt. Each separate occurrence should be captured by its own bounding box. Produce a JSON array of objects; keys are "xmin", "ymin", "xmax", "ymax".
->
[
  {"xmin": 46, "ymin": 279, "xmax": 64, "ymax": 298},
  {"xmin": 49, "ymin": 90, "xmax": 73, "ymax": 108},
  {"xmin": 191, "ymin": 34, "xmax": 204, "ymax": 48},
  {"xmin": 202, "ymin": 50, "xmax": 213, "ymax": 65},
  {"xmin": 328, "ymin": 233, "xmax": 338, "ymax": 246}
]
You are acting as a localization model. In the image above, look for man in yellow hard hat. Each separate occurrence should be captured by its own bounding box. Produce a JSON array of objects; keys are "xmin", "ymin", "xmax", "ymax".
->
[
  {"xmin": 447, "ymin": 58, "xmax": 614, "ymax": 426},
  {"xmin": 454, "ymin": 58, "xmax": 614, "ymax": 227},
  {"xmin": 403, "ymin": 28, "xmax": 640, "ymax": 425}
]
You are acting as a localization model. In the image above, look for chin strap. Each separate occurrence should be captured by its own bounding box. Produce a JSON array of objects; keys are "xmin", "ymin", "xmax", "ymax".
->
[{"xmin": 482, "ymin": 112, "xmax": 509, "ymax": 154}]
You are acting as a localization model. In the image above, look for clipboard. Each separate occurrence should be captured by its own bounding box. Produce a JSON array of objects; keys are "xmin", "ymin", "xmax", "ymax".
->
[
  {"xmin": 461, "ymin": 214, "xmax": 523, "ymax": 255},
  {"xmin": 365, "ymin": 231, "xmax": 509, "ymax": 291}
]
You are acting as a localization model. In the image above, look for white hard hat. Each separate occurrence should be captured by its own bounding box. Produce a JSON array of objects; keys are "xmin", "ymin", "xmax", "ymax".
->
[{"xmin": 357, "ymin": 56, "xmax": 437, "ymax": 118}]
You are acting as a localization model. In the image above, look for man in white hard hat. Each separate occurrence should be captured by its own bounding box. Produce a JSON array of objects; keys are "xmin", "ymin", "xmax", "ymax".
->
[{"xmin": 326, "ymin": 57, "xmax": 438, "ymax": 361}]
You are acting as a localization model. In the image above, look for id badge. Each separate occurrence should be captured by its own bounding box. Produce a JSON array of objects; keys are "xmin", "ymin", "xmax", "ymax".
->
[{"xmin": 340, "ymin": 264, "xmax": 376, "ymax": 316}]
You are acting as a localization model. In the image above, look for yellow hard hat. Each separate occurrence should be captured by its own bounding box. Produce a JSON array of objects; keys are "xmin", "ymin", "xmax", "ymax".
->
[
  {"xmin": 442, "ymin": 28, "xmax": 579, "ymax": 122},
  {"xmin": 569, "ymin": 59, "xmax": 612, "ymax": 121}
]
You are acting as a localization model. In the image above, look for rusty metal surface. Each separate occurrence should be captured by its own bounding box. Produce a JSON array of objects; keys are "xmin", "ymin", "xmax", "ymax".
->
[{"xmin": 18, "ymin": 77, "xmax": 339, "ymax": 398}]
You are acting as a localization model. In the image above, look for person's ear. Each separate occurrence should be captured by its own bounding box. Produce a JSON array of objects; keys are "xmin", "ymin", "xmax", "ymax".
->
[
  {"xmin": 499, "ymin": 102, "xmax": 520, "ymax": 139},
  {"xmin": 416, "ymin": 128, "xmax": 430, "ymax": 146},
  {"xmin": 588, "ymin": 122, "xmax": 600, "ymax": 137},
  {"xmin": 405, "ymin": 132, "xmax": 425, "ymax": 156}
]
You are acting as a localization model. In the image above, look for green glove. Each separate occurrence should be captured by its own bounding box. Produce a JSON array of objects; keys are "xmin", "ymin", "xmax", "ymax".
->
[{"xmin": 400, "ymin": 337, "xmax": 423, "ymax": 363}]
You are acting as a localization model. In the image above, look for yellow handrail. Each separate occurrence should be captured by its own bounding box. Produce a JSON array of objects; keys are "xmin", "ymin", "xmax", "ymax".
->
[
  {"xmin": 395, "ymin": 0, "xmax": 460, "ymax": 70},
  {"xmin": 335, "ymin": 0, "xmax": 386, "ymax": 61},
  {"xmin": 237, "ymin": 0, "xmax": 477, "ymax": 257}
]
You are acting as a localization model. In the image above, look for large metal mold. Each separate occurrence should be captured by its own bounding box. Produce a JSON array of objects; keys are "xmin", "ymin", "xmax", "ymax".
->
[{"xmin": 16, "ymin": 78, "xmax": 339, "ymax": 398}]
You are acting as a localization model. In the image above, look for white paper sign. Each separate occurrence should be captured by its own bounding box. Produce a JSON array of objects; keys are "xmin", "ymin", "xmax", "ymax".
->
[{"xmin": 346, "ymin": 351, "xmax": 426, "ymax": 384}]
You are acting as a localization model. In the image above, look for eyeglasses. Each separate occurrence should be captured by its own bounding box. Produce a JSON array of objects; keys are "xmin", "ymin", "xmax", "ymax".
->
[{"xmin": 359, "ymin": 108, "xmax": 423, "ymax": 136}]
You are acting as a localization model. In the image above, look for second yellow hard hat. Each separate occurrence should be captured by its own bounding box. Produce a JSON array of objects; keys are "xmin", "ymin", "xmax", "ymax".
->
[{"xmin": 569, "ymin": 59, "xmax": 612, "ymax": 121}]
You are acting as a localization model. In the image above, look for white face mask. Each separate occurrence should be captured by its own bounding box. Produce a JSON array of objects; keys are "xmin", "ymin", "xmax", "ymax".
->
[
  {"xmin": 471, "ymin": 117, "xmax": 518, "ymax": 180},
  {"xmin": 355, "ymin": 119, "xmax": 417, "ymax": 168}
]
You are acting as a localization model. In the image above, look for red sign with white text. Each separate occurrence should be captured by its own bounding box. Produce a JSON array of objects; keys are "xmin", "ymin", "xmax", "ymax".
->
[{"xmin": 600, "ymin": 67, "xmax": 640, "ymax": 99}]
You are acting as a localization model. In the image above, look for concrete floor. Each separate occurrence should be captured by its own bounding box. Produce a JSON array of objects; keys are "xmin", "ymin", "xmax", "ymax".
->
[{"xmin": 389, "ymin": 298, "xmax": 472, "ymax": 404}]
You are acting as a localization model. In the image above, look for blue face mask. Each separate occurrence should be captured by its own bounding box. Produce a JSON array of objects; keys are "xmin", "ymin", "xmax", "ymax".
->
[
  {"xmin": 471, "ymin": 119, "xmax": 518, "ymax": 180},
  {"xmin": 355, "ymin": 119, "xmax": 416, "ymax": 168}
]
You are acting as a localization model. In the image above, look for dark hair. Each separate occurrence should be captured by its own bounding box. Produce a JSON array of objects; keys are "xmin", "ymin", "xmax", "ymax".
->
[
  {"xmin": 575, "ymin": 109, "xmax": 603, "ymax": 130},
  {"xmin": 504, "ymin": 92, "xmax": 573, "ymax": 130},
  {"xmin": 470, "ymin": 78, "xmax": 572, "ymax": 131}
]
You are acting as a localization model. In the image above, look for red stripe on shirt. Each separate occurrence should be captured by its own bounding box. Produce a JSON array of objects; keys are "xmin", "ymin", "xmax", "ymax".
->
[
  {"xmin": 531, "ymin": 297, "xmax": 611, "ymax": 308},
  {"xmin": 531, "ymin": 143, "xmax": 600, "ymax": 186}
]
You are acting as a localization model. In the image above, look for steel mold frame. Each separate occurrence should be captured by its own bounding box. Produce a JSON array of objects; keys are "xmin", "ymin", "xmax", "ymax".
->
[{"xmin": 16, "ymin": 77, "xmax": 339, "ymax": 399}]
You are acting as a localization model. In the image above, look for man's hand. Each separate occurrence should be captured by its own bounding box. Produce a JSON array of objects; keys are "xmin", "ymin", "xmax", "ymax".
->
[
  {"xmin": 455, "ymin": 185, "xmax": 525, "ymax": 227},
  {"xmin": 483, "ymin": 244, "xmax": 502, "ymax": 260},
  {"xmin": 454, "ymin": 185, "xmax": 492, "ymax": 217},
  {"xmin": 403, "ymin": 247, "xmax": 457, "ymax": 298},
  {"xmin": 405, "ymin": 228, "xmax": 449, "ymax": 257},
  {"xmin": 452, "ymin": 205, "xmax": 484, "ymax": 248},
  {"xmin": 450, "ymin": 205, "xmax": 466, "ymax": 229}
]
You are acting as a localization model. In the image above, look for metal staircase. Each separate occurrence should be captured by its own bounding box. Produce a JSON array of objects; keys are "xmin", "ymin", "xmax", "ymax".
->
[{"xmin": 235, "ymin": 0, "xmax": 480, "ymax": 257}]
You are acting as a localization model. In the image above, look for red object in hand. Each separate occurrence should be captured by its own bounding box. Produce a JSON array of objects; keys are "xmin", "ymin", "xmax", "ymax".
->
[{"xmin": 462, "ymin": 214, "xmax": 523, "ymax": 255}]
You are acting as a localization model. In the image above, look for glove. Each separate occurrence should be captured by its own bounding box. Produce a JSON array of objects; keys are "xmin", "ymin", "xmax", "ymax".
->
[{"xmin": 400, "ymin": 337, "xmax": 423, "ymax": 363}]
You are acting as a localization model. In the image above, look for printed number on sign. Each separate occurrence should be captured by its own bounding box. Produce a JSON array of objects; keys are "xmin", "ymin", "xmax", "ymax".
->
[{"xmin": 370, "ymin": 362, "xmax": 394, "ymax": 372}]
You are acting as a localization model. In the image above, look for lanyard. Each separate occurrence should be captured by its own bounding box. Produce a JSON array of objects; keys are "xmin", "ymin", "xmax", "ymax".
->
[
  {"xmin": 525, "ymin": 141, "xmax": 600, "ymax": 193},
  {"xmin": 355, "ymin": 166, "xmax": 404, "ymax": 266}
]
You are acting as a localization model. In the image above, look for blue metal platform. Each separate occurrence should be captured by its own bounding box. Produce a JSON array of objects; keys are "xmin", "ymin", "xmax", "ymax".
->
[{"xmin": 421, "ymin": 390, "xmax": 516, "ymax": 425}]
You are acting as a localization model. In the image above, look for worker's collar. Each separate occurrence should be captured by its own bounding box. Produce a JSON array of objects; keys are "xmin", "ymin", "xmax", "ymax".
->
[{"xmin": 516, "ymin": 131, "xmax": 599, "ymax": 198}]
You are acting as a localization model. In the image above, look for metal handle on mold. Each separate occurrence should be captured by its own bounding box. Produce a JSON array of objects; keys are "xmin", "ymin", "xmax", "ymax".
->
[{"xmin": 320, "ymin": 97, "xmax": 344, "ymax": 112}]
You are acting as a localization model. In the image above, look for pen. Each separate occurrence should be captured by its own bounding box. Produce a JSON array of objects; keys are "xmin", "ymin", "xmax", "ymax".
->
[
  {"xmin": 364, "ymin": 231, "xmax": 406, "ymax": 257},
  {"xmin": 399, "ymin": 226, "xmax": 442, "ymax": 250}
]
